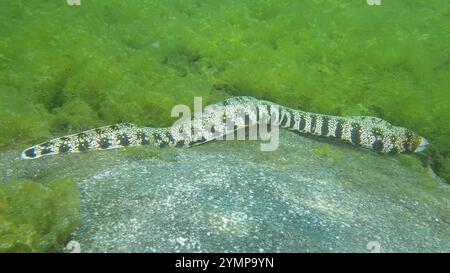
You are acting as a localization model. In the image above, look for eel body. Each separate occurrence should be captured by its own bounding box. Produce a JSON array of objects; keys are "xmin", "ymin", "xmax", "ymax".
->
[{"xmin": 20, "ymin": 96, "xmax": 428, "ymax": 159}]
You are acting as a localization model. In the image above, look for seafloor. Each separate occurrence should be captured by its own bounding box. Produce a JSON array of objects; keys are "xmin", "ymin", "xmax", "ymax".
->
[
  {"xmin": 0, "ymin": 0, "xmax": 449, "ymax": 253},
  {"xmin": 2, "ymin": 130, "xmax": 448, "ymax": 252}
]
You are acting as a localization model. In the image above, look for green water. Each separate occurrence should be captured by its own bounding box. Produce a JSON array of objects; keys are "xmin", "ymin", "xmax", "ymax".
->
[{"xmin": 0, "ymin": 0, "xmax": 449, "ymax": 182}]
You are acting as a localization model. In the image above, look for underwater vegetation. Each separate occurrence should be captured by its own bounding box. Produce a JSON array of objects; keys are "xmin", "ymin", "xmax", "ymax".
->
[
  {"xmin": 0, "ymin": 177, "xmax": 81, "ymax": 252},
  {"xmin": 0, "ymin": 0, "xmax": 449, "ymax": 181}
]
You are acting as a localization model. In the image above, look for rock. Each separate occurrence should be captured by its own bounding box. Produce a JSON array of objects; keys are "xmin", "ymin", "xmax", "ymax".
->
[{"xmin": 1, "ymin": 130, "xmax": 449, "ymax": 252}]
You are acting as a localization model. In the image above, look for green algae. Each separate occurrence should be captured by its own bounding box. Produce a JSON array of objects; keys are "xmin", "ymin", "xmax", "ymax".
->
[
  {"xmin": 314, "ymin": 144, "xmax": 343, "ymax": 162},
  {"xmin": 396, "ymin": 154, "xmax": 439, "ymax": 189},
  {"xmin": 0, "ymin": 1, "xmax": 448, "ymax": 181},
  {"xmin": 120, "ymin": 146, "xmax": 162, "ymax": 161},
  {"xmin": 0, "ymin": 177, "xmax": 82, "ymax": 252}
]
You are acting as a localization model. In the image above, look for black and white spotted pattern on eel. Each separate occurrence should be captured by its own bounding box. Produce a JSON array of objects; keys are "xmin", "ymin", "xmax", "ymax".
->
[{"xmin": 20, "ymin": 96, "xmax": 428, "ymax": 159}]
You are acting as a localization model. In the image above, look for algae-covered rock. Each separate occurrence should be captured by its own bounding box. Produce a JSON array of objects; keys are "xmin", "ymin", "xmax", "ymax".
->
[
  {"xmin": 2, "ymin": 130, "xmax": 441, "ymax": 253},
  {"xmin": 0, "ymin": 130, "xmax": 449, "ymax": 252},
  {"xmin": 0, "ymin": 178, "xmax": 82, "ymax": 252}
]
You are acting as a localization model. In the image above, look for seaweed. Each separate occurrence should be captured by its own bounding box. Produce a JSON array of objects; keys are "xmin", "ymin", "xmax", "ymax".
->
[
  {"xmin": 0, "ymin": 0, "xmax": 448, "ymax": 181},
  {"xmin": 0, "ymin": 178, "xmax": 82, "ymax": 252}
]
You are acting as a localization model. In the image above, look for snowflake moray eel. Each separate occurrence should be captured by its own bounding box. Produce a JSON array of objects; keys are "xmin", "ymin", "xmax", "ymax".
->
[{"xmin": 20, "ymin": 96, "xmax": 428, "ymax": 159}]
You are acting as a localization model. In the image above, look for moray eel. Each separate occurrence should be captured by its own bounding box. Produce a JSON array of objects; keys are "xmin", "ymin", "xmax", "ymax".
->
[{"xmin": 20, "ymin": 96, "xmax": 428, "ymax": 159}]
